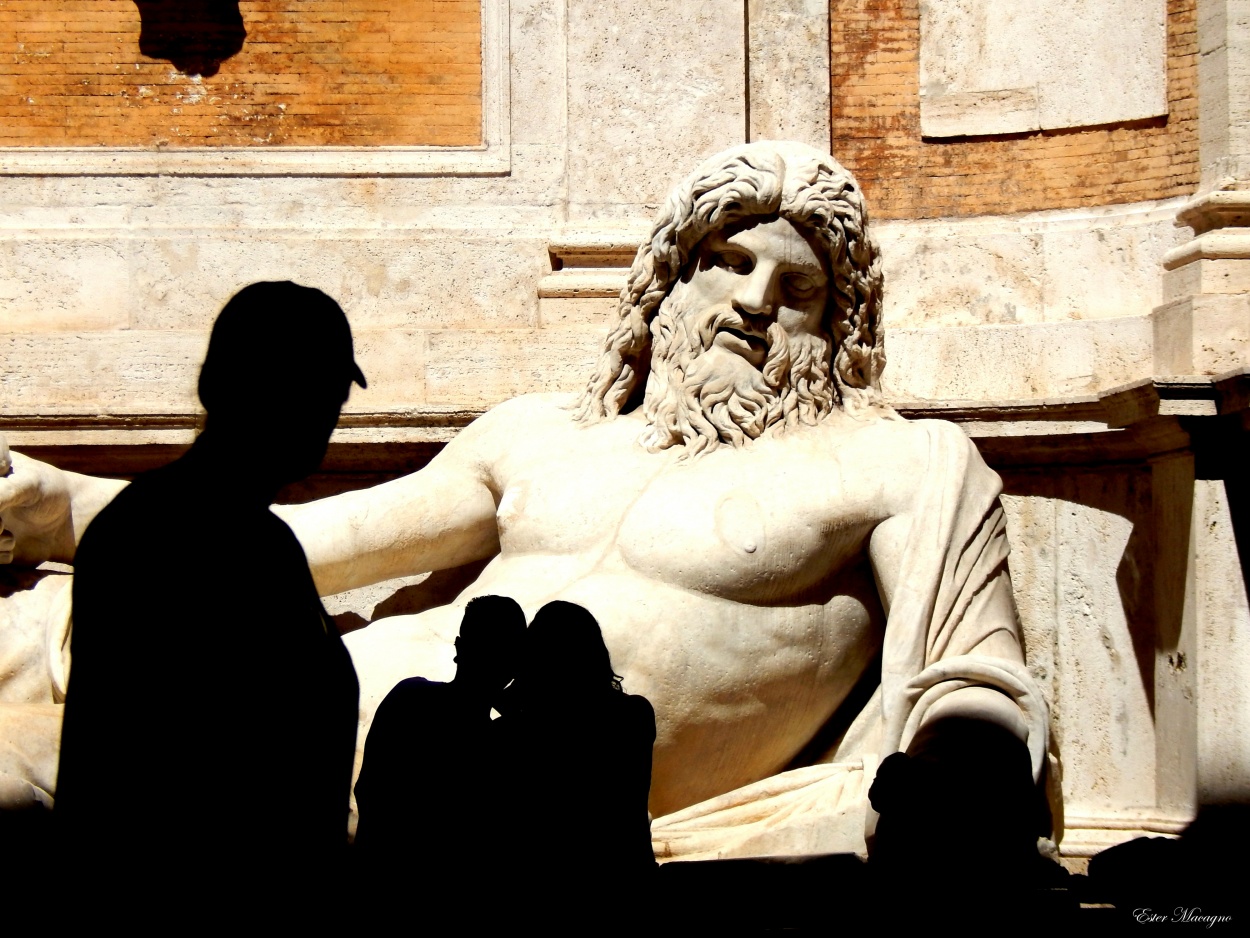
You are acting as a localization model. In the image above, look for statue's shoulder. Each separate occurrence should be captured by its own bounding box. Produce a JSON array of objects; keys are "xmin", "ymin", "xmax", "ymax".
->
[
  {"xmin": 468, "ymin": 392, "xmax": 580, "ymax": 436},
  {"xmin": 450, "ymin": 393, "xmax": 583, "ymax": 463},
  {"xmin": 807, "ymin": 413, "xmax": 982, "ymax": 493},
  {"xmin": 835, "ymin": 415, "xmax": 970, "ymax": 447},
  {"xmin": 810, "ymin": 410, "xmax": 973, "ymax": 453}
]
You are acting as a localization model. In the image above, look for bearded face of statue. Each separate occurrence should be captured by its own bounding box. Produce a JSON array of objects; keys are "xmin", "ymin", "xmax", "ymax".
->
[{"xmin": 640, "ymin": 216, "xmax": 837, "ymax": 454}]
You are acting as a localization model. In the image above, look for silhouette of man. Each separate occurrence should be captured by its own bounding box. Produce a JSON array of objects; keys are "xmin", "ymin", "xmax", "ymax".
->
[
  {"xmin": 55, "ymin": 282, "xmax": 365, "ymax": 902},
  {"xmin": 353, "ymin": 594, "xmax": 526, "ymax": 885}
]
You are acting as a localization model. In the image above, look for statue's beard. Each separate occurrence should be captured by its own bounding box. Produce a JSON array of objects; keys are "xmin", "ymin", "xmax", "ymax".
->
[{"xmin": 640, "ymin": 284, "xmax": 835, "ymax": 455}]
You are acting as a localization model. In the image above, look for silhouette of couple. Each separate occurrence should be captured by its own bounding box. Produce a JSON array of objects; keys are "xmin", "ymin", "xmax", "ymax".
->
[
  {"xmin": 50, "ymin": 282, "xmax": 654, "ymax": 918},
  {"xmin": 354, "ymin": 596, "xmax": 657, "ymax": 915}
]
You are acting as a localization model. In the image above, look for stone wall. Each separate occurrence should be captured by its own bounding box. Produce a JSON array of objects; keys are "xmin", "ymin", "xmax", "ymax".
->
[
  {"xmin": 0, "ymin": 0, "xmax": 482, "ymax": 147},
  {"xmin": 830, "ymin": 0, "xmax": 1200, "ymax": 219}
]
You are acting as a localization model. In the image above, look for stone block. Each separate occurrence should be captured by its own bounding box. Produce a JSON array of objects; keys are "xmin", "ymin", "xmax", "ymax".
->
[
  {"xmin": 0, "ymin": 238, "xmax": 129, "ymax": 332},
  {"xmin": 0, "ymin": 331, "xmax": 205, "ymax": 414},
  {"xmin": 1157, "ymin": 293, "xmax": 1250, "ymax": 377},
  {"xmin": 1042, "ymin": 220, "xmax": 1181, "ymax": 320},
  {"xmin": 538, "ymin": 295, "xmax": 619, "ymax": 329},
  {"xmin": 919, "ymin": 0, "xmax": 1168, "ymax": 137},
  {"xmin": 1195, "ymin": 480, "xmax": 1250, "ymax": 805},
  {"xmin": 342, "ymin": 330, "xmax": 427, "ymax": 415},
  {"xmin": 122, "ymin": 233, "xmax": 548, "ymax": 333},
  {"xmin": 1152, "ymin": 297, "xmax": 1196, "ymax": 375},
  {"xmin": 565, "ymin": 0, "xmax": 745, "ymax": 216},
  {"xmin": 509, "ymin": 0, "xmax": 567, "ymax": 147},
  {"xmin": 746, "ymin": 0, "xmax": 830, "ymax": 150},
  {"xmin": 424, "ymin": 327, "xmax": 603, "ymax": 405},
  {"xmin": 882, "ymin": 322, "xmax": 1081, "ymax": 400},
  {"xmin": 877, "ymin": 227, "xmax": 1044, "ymax": 327},
  {"xmin": 0, "ymin": 328, "xmax": 428, "ymax": 417},
  {"xmin": 1192, "ymin": 293, "xmax": 1250, "ymax": 374},
  {"xmin": 1164, "ymin": 257, "xmax": 1250, "ymax": 300},
  {"xmin": 1000, "ymin": 467, "xmax": 1160, "ymax": 831},
  {"xmin": 877, "ymin": 200, "xmax": 1184, "ymax": 329}
]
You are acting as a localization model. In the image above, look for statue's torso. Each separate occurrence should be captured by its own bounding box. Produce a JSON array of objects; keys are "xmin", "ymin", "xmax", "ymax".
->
[{"xmin": 463, "ymin": 396, "xmax": 928, "ymax": 813}]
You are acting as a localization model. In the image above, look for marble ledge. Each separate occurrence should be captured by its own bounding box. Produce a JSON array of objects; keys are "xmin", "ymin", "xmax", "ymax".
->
[
  {"xmin": 6, "ymin": 375, "xmax": 1246, "ymax": 452},
  {"xmin": 1176, "ymin": 189, "xmax": 1250, "ymax": 236},
  {"xmin": 1164, "ymin": 228, "xmax": 1250, "ymax": 269}
]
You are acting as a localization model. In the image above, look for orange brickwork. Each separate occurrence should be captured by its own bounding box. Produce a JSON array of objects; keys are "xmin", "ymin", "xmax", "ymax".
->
[
  {"xmin": 830, "ymin": 0, "xmax": 1199, "ymax": 220},
  {"xmin": 0, "ymin": 1, "xmax": 481, "ymax": 148}
]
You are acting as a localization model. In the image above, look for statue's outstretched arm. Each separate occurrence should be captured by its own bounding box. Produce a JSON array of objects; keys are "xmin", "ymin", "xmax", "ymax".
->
[
  {"xmin": 0, "ymin": 435, "xmax": 128, "ymax": 567},
  {"xmin": 274, "ymin": 429, "xmax": 502, "ymax": 597}
]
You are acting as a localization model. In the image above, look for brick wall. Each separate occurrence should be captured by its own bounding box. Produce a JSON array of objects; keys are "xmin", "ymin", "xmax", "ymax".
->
[
  {"xmin": 830, "ymin": 0, "xmax": 1199, "ymax": 220},
  {"xmin": 0, "ymin": 0, "xmax": 481, "ymax": 148}
]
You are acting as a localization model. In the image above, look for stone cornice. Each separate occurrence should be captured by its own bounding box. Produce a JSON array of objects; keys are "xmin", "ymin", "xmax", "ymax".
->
[
  {"xmin": 1176, "ymin": 189, "xmax": 1250, "ymax": 236},
  {"xmin": 5, "ymin": 376, "xmax": 1244, "ymax": 447}
]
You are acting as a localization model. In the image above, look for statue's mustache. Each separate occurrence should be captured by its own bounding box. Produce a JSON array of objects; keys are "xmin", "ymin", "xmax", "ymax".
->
[
  {"xmin": 686, "ymin": 303, "xmax": 790, "ymax": 389},
  {"xmin": 690, "ymin": 305, "xmax": 784, "ymax": 356}
]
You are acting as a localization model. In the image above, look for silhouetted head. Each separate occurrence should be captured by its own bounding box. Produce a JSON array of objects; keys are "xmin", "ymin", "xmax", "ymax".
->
[
  {"xmin": 133, "ymin": 1, "xmax": 246, "ymax": 78},
  {"xmin": 453, "ymin": 595, "xmax": 527, "ymax": 694},
  {"xmin": 518, "ymin": 602, "xmax": 623, "ymax": 705},
  {"xmin": 197, "ymin": 281, "xmax": 366, "ymax": 488}
]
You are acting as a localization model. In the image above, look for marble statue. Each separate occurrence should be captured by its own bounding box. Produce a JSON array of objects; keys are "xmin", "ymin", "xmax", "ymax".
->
[{"xmin": 0, "ymin": 142, "xmax": 1047, "ymax": 858}]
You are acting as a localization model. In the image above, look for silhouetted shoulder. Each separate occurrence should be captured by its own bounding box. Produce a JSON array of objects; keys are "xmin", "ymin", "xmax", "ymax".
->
[
  {"xmin": 622, "ymin": 693, "xmax": 656, "ymax": 722},
  {"xmin": 617, "ymin": 693, "xmax": 657, "ymax": 740},
  {"xmin": 372, "ymin": 676, "xmax": 445, "ymax": 717},
  {"xmin": 384, "ymin": 675, "xmax": 442, "ymax": 697}
]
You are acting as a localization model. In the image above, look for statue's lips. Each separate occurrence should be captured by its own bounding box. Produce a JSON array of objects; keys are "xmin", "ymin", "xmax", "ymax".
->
[{"xmin": 714, "ymin": 327, "xmax": 768, "ymax": 366}]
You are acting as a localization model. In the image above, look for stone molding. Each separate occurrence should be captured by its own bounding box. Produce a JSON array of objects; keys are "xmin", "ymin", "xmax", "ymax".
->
[
  {"xmin": 5, "ymin": 374, "xmax": 1242, "ymax": 451},
  {"xmin": 1155, "ymin": 188, "xmax": 1250, "ymax": 376},
  {"xmin": 1060, "ymin": 813, "xmax": 1193, "ymax": 858},
  {"xmin": 0, "ymin": 0, "xmax": 511, "ymax": 177},
  {"xmin": 539, "ymin": 227, "xmax": 645, "ymax": 300},
  {"xmin": 1164, "ymin": 227, "xmax": 1250, "ymax": 268},
  {"xmin": 1176, "ymin": 188, "xmax": 1250, "ymax": 235}
]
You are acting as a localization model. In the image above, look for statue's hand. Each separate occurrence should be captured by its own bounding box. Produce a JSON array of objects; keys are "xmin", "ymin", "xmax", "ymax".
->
[{"xmin": 0, "ymin": 434, "xmax": 74, "ymax": 567}]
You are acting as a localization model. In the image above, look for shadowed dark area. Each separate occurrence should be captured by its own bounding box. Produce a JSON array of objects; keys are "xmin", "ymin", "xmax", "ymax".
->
[
  {"xmin": 133, "ymin": 0, "xmax": 246, "ymax": 78},
  {"xmin": 1193, "ymin": 412, "xmax": 1250, "ymax": 613},
  {"xmin": 869, "ymin": 717, "xmax": 1055, "ymax": 895},
  {"xmin": 1087, "ymin": 804, "xmax": 1249, "ymax": 921}
]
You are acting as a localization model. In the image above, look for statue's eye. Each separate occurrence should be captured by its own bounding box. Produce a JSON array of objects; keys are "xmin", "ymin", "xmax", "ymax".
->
[
  {"xmin": 715, "ymin": 251, "xmax": 752, "ymax": 273},
  {"xmin": 784, "ymin": 274, "xmax": 818, "ymax": 299}
]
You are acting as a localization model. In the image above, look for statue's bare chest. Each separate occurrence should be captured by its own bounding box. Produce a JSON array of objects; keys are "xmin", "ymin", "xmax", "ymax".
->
[{"xmin": 495, "ymin": 423, "xmax": 891, "ymax": 602}]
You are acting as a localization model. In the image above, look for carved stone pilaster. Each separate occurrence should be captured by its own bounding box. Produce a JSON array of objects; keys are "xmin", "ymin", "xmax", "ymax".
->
[{"xmin": 1154, "ymin": 191, "xmax": 1250, "ymax": 375}]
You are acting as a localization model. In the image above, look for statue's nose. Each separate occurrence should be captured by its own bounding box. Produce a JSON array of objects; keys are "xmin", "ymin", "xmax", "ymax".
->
[{"xmin": 732, "ymin": 265, "xmax": 776, "ymax": 318}]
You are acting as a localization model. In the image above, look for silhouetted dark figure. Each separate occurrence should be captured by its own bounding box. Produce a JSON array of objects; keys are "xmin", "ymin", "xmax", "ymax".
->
[
  {"xmin": 353, "ymin": 594, "xmax": 526, "ymax": 891},
  {"xmin": 868, "ymin": 716, "xmax": 1060, "ymax": 915},
  {"xmin": 1088, "ymin": 804, "xmax": 1249, "ymax": 917},
  {"xmin": 55, "ymin": 282, "xmax": 365, "ymax": 910},
  {"xmin": 133, "ymin": 1, "xmax": 246, "ymax": 78},
  {"xmin": 498, "ymin": 601, "xmax": 656, "ymax": 919}
]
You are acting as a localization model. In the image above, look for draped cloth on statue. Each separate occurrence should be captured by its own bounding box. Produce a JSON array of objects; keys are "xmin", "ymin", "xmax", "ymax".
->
[
  {"xmin": 651, "ymin": 421, "xmax": 1049, "ymax": 861},
  {"xmin": 0, "ymin": 568, "xmax": 72, "ymax": 808}
]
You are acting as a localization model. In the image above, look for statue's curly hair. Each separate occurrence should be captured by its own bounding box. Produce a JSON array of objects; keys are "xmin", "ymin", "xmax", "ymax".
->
[{"xmin": 574, "ymin": 141, "xmax": 888, "ymax": 423}]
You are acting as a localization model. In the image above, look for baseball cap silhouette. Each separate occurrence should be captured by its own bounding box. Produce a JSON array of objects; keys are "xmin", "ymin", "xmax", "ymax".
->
[{"xmin": 198, "ymin": 281, "xmax": 366, "ymax": 414}]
